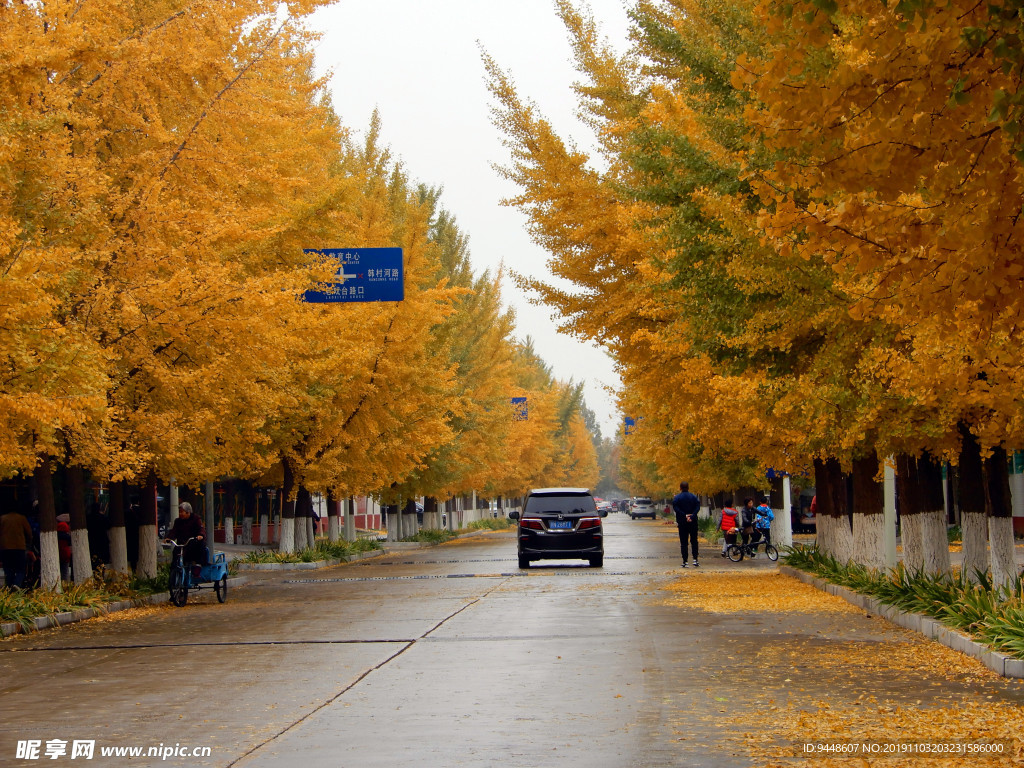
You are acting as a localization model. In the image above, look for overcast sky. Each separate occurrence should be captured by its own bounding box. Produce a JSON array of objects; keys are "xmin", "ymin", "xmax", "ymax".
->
[{"xmin": 307, "ymin": 0, "xmax": 632, "ymax": 438}]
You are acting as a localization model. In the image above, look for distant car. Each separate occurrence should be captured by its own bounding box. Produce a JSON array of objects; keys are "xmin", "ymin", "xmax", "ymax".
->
[
  {"xmin": 630, "ymin": 497, "xmax": 657, "ymax": 520},
  {"xmin": 509, "ymin": 487, "xmax": 606, "ymax": 568}
]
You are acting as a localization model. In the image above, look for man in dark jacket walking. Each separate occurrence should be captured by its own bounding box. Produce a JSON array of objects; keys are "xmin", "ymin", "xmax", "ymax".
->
[{"xmin": 672, "ymin": 481, "xmax": 701, "ymax": 568}]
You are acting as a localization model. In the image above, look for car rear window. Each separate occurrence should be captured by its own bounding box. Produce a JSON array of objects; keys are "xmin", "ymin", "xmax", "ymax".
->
[
  {"xmin": 634, "ymin": 498, "xmax": 652, "ymax": 505},
  {"xmin": 524, "ymin": 493, "xmax": 597, "ymax": 515}
]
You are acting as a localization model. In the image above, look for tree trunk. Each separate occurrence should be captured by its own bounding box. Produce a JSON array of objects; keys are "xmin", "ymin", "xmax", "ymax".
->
[
  {"xmin": 327, "ymin": 494, "xmax": 341, "ymax": 543},
  {"xmin": 35, "ymin": 458, "xmax": 62, "ymax": 591},
  {"xmin": 66, "ymin": 465, "xmax": 93, "ymax": 584},
  {"xmin": 404, "ymin": 498, "xmax": 419, "ymax": 537},
  {"xmin": 136, "ymin": 471, "xmax": 159, "ymax": 579},
  {"xmin": 222, "ymin": 482, "xmax": 236, "ymax": 546},
  {"xmin": 769, "ymin": 475, "xmax": 792, "ymax": 549},
  {"xmin": 984, "ymin": 447, "xmax": 1016, "ymax": 591},
  {"xmin": 294, "ymin": 486, "xmax": 311, "ymax": 551},
  {"xmin": 386, "ymin": 504, "xmax": 400, "ymax": 541},
  {"xmin": 279, "ymin": 462, "xmax": 296, "ymax": 554},
  {"xmin": 108, "ymin": 481, "xmax": 129, "ymax": 574},
  {"xmin": 895, "ymin": 453, "xmax": 949, "ymax": 575},
  {"xmin": 344, "ymin": 497, "xmax": 356, "ymax": 542},
  {"xmin": 424, "ymin": 497, "xmax": 441, "ymax": 529},
  {"xmin": 918, "ymin": 454, "xmax": 951, "ymax": 576},
  {"xmin": 814, "ymin": 458, "xmax": 853, "ymax": 562},
  {"xmin": 242, "ymin": 483, "xmax": 256, "ymax": 545},
  {"xmin": 259, "ymin": 489, "xmax": 270, "ymax": 545},
  {"xmin": 851, "ymin": 452, "xmax": 885, "ymax": 571},
  {"xmin": 895, "ymin": 454, "xmax": 924, "ymax": 573},
  {"xmin": 957, "ymin": 423, "xmax": 989, "ymax": 582}
]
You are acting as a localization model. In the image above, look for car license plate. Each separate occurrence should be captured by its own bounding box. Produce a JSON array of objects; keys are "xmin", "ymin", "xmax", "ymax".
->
[{"xmin": 549, "ymin": 520, "xmax": 573, "ymax": 530}]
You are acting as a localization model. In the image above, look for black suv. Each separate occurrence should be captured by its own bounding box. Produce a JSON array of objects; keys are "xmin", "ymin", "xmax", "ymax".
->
[{"xmin": 509, "ymin": 488, "xmax": 606, "ymax": 568}]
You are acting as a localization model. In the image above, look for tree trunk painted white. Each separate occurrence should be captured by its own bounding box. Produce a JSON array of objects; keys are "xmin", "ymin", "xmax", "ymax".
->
[
  {"xmin": 775, "ymin": 476, "xmax": 793, "ymax": 549},
  {"xmin": 770, "ymin": 505, "xmax": 789, "ymax": 549},
  {"xmin": 223, "ymin": 516, "xmax": 234, "ymax": 545},
  {"xmin": 279, "ymin": 517, "xmax": 295, "ymax": 554},
  {"xmin": 136, "ymin": 524, "xmax": 158, "ymax": 579},
  {"xmin": 109, "ymin": 525, "xmax": 129, "ymax": 574},
  {"xmin": 242, "ymin": 516, "xmax": 253, "ymax": 545},
  {"xmin": 344, "ymin": 498, "xmax": 356, "ymax": 542},
  {"xmin": 921, "ymin": 509, "xmax": 951, "ymax": 576},
  {"xmin": 328, "ymin": 513, "xmax": 340, "ymax": 542},
  {"xmin": 386, "ymin": 509, "xmax": 399, "ymax": 541},
  {"xmin": 71, "ymin": 528, "xmax": 92, "ymax": 584},
  {"xmin": 259, "ymin": 514, "xmax": 269, "ymax": 545},
  {"xmin": 961, "ymin": 510, "xmax": 989, "ymax": 583},
  {"xmin": 883, "ymin": 460, "xmax": 898, "ymax": 570},
  {"xmin": 816, "ymin": 514, "xmax": 833, "ymax": 558},
  {"xmin": 853, "ymin": 513, "xmax": 886, "ymax": 572},
  {"xmin": 831, "ymin": 515, "xmax": 854, "ymax": 564},
  {"xmin": 39, "ymin": 530, "xmax": 62, "ymax": 592},
  {"xmin": 900, "ymin": 514, "xmax": 924, "ymax": 574},
  {"xmin": 989, "ymin": 516, "xmax": 1017, "ymax": 592}
]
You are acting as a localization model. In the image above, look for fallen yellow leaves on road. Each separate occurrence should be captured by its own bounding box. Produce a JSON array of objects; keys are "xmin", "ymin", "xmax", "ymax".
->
[
  {"xmin": 659, "ymin": 572, "xmax": 859, "ymax": 614},
  {"xmin": 749, "ymin": 700, "xmax": 1024, "ymax": 767}
]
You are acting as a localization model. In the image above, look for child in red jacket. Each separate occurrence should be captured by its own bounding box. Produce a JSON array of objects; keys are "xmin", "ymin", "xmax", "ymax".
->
[{"xmin": 719, "ymin": 504, "xmax": 740, "ymax": 557}]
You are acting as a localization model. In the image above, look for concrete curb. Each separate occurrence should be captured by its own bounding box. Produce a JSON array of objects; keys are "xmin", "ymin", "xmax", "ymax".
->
[
  {"xmin": 778, "ymin": 565, "xmax": 1024, "ymax": 680},
  {"xmin": 0, "ymin": 576, "xmax": 247, "ymax": 638}
]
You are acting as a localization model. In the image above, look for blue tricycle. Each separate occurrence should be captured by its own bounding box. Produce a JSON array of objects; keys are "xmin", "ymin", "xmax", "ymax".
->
[{"xmin": 164, "ymin": 538, "xmax": 228, "ymax": 606}]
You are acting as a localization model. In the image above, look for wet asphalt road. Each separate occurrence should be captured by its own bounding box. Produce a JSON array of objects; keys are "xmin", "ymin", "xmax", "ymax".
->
[{"xmin": 2, "ymin": 515, "xmax": 1022, "ymax": 768}]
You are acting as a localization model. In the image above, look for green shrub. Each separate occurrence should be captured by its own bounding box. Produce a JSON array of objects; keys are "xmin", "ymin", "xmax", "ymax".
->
[
  {"xmin": 466, "ymin": 517, "xmax": 514, "ymax": 531},
  {"xmin": 402, "ymin": 529, "xmax": 457, "ymax": 544},
  {"xmin": 237, "ymin": 537, "xmax": 382, "ymax": 565}
]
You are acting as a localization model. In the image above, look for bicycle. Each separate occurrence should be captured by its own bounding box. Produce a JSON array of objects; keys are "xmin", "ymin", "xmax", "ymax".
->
[
  {"xmin": 164, "ymin": 538, "xmax": 228, "ymax": 607},
  {"xmin": 726, "ymin": 533, "xmax": 778, "ymax": 562}
]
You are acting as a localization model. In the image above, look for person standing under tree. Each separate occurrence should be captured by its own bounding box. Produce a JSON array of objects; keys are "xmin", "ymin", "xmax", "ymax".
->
[
  {"xmin": 672, "ymin": 482, "xmax": 701, "ymax": 568},
  {"xmin": 1, "ymin": 507, "xmax": 33, "ymax": 589}
]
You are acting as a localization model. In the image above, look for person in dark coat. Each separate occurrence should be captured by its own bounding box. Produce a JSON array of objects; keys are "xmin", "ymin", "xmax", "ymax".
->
[
  {"xmin": 1, "ymin": 508, "xmax": 33, "ymax": 588},
  {"xmin": 671, "ymin": 481, "xmax": 701, "ymax": 568},
  {"xmin": 165, "ymin": 502, "xmax": 207, "ymax": 569}
]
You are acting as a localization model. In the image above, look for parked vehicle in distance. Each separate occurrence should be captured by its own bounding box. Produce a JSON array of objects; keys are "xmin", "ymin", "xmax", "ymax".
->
[
  {"xmin": 630, "ymin": 497, "xmax": 657, "ymax": 520},
  {"xmin": 509, "ymin": 488, "xmax": 606, "ymax": 568}
]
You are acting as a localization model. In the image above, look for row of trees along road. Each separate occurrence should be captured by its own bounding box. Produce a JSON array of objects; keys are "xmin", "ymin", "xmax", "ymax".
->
[
  {"xmin": 487, "ymin": 0, "xmax": 1024, "ymax": 587},
  {"xmin": 1, "ymin": 1, "xmax": 599, "ymax": 591}
]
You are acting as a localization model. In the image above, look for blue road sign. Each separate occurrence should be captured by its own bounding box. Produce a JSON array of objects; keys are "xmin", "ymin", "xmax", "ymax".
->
[
  {"xmin": 511, "ymin": 397, "xmax": 528, "ymax": 421},
  {"xmin": 303, "ymin": 248, "xmax": 404, "ymax": 303}
]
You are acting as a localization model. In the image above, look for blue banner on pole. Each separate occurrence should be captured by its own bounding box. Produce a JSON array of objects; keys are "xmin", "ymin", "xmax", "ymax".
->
[
  {"xmin": 303, "ymin": 248, "xmax": 404, "ymax": 303},
  {"xmin": 624, "ymin": 416, "xmax": 637, "ymax": 435}
]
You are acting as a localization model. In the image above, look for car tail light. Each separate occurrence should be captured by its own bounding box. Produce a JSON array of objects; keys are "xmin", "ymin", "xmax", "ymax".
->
[
  {"xmin": 519, "ymin": 518, "xmax": 544, "ymax": 530},
  {"xmin": 578, "ymin": 517, "xmax": 601, "ymax": 530}
]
